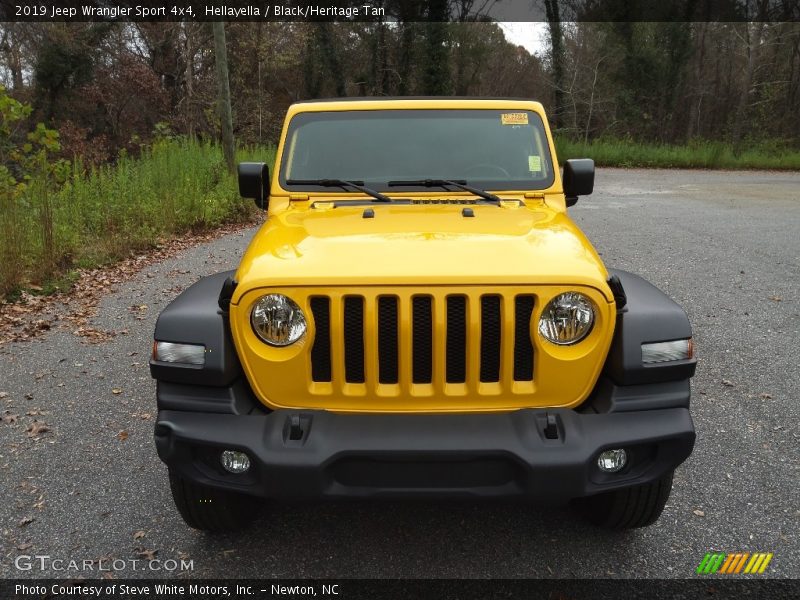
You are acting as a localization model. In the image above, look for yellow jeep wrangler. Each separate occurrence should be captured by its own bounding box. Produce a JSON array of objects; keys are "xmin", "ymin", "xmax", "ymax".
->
[{"xmin": 150, "ymin": 98, "xmax": 696, "ymax": 531}]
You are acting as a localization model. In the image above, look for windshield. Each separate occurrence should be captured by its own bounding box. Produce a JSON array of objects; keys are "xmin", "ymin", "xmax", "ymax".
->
[{"xmin": 280, "ymin": 109, "xmax": 554, "ymax": 192}]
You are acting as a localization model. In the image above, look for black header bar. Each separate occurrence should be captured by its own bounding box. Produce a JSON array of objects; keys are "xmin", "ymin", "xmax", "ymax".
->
[
  {"xmin": 1, "ymin": 0, "xmax": 799, "ymax": 22},
  {"xmin": 2, "ymin": 579, "xmax": 799, "ymax": 600}
]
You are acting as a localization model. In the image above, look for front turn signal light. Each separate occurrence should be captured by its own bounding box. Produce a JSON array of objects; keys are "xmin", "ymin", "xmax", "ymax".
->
[
  {"xmin": 641, "ymin": 338, "xmax": 693, "ymax": 364},
  {"xmin": 153, "ymin": 341, "xmax": 206, "ymax": 366}
]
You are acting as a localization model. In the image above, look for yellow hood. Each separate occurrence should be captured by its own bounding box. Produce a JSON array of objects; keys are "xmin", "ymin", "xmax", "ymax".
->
[{"xmin": 232, "ymin": 201, "xmax": 612, "ymax": 304}]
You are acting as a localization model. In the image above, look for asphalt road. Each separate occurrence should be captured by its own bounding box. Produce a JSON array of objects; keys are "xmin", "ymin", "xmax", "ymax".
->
[{"xmin": 1, "ymin": 168, "xmax": 798, "ymax": 579}]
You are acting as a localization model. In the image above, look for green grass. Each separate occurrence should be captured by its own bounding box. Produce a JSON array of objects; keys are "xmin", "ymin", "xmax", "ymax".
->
[
  {"xmin": 0, "ymin": 139, "xmax": 275, "ymax": 298},
  {"xmin": 555, "ymin": 137, "xmax": 800, "ymax": 170}
]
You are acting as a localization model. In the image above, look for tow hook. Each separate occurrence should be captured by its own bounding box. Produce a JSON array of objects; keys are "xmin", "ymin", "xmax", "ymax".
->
[{"xmin": 544, "ymin": 413, "xmax": 559, "ymax": 440}]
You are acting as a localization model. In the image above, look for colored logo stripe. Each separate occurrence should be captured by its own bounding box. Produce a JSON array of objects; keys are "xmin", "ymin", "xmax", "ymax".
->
[
  {"xmin": 744, "ymin": 553, "xmax": 773, "ymax": 574},
  {"xmin": 697, "ymin": 552, "xmax": 773, "ymax": 575},
  {"xmin": 720, "ymin": 553, "xmax": 748, "ymax": 574},
  {"xmin": 697, "ymin": 553, "xmax": 726, "ymax": 574},
  {"xmin": 718, "ymin": 554, "xmax": 737, "ymax": 573}
]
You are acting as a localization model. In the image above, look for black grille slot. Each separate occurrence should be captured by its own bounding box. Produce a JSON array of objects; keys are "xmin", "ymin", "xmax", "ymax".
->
[
  {"xmin": 446, "ymin": 296, "xmax": 467, "ymax": 383},
  {"xmin": 309, "ymin": 297, "xmax": 331, "ymax": 382},
  {"xmin": 412, "ymin": 296, "xmax": 433, "ymax": 383},
  {"xmin": 480, "ymin": 295, "xmax": 502, "ymax": 382},
  {"xmin": 377, "ymin": 296, "xmax": 399, "ymax": 384},
  {"xmin": 513, "ymin": 295, "xmax": 535, "ymax": 381},
  {"xmin": 343, "ymin": 297, "xmax": 365, "ymax": 383}
]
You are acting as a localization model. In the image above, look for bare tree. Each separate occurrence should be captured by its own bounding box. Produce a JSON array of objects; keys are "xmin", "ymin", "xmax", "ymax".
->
[{"xmin": 212, "ymin": 21, "xmax": 235, "ymax": 173}]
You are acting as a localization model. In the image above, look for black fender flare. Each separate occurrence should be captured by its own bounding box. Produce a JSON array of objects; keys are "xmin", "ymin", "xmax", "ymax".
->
[
  {"xmin": 603, "ymin": 269, "xmax": 697, "ymax": 386},
  {"xmin": 149, "ymin": 271, "xmax": 242, "ymax": 387}
]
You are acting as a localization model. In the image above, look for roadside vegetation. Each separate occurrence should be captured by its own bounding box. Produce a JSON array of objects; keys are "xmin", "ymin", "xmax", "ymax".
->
[
  {"xmin": 0, "ymin": 88, "xmax": 273, "ymax": 298},
  {"xmin": 556, "ymin": 137, "xmax": 800, "ymax": 170}
]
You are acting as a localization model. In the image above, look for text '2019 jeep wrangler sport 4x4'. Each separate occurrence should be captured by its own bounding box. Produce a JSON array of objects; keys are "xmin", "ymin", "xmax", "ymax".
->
[{"xmin": 150, "ymin": 99, "xmax": 696, "ymax": 532}]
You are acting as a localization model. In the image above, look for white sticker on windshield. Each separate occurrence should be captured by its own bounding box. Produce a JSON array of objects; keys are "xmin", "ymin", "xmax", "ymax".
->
[
  {"xmin": 501, "ymin": 112, "xmax": 528, "ymax": 125},
  {"xmin": 528, "ymin": 155, "xmax": 542, "ymax": 172}
]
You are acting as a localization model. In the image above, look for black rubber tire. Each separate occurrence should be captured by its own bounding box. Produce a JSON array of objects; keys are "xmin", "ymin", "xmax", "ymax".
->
[
  {"xmin": 581, "ymin": 471, "xmax": 674, "ymax": 529},
  {"xmin": 168, "ymin": 471, "xmax": 262, "ymax": 532}
]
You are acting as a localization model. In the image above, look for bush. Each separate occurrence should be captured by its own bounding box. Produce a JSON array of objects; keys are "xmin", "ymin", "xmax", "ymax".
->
[
  {"xmin": 1, "ymin": 130, "xmax": 275, "ymax": 297},
  {"xmin": 555, "ymin": 137, "xmax": 800, "ymax": 170}
]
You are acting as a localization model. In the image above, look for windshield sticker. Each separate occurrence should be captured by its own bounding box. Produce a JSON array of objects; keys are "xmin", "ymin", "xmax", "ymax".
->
[
  {"xmin": 528, "ymin": 155, "xmax": 542, "ymax": 172},
  {"xmin": 501, "ymin": 112, "xmax": 528, "ymax": 125}
]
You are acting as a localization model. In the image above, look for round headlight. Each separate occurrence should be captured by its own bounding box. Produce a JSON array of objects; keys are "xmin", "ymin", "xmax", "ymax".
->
[
  {"xmin": 251, "ymin": 294, "xmax": 306, "ymax": 346},
  {"xmin": 538, "ymin": 292, "xmax": 595, "ymax": 345}
]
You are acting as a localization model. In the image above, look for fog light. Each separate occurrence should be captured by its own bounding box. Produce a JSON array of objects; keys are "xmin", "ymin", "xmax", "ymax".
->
[
  {"xmin": 597, "ymin": 449, "xmax": 627, "ymax": 473},
  {"xmin": 220, "ymin": 450, "xmax": 250, "ymax": 474}
]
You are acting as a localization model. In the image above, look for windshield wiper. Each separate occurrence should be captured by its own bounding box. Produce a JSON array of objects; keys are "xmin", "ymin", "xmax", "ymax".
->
[
  {"xmin": 387, "ymin": 179, "xmax": 502, "ymax": 204},
  {"xmin": 286, "ymin": 179, "xmax": 392, "ymax": 202}
]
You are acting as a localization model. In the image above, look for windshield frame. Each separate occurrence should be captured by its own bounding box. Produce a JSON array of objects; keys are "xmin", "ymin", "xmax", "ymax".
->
[{"xmin": 278, "ymin": 109, "xmax": 556, "ymax": 194}]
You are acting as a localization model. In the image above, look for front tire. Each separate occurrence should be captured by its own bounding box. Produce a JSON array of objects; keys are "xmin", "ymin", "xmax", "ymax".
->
[
  {"xmin": 581, "ymin": 470, "xmax": 674, "ymax": 529},
  {"xmin": 168, "ymin": 471, "xmax": 262, "ymax": 532}
]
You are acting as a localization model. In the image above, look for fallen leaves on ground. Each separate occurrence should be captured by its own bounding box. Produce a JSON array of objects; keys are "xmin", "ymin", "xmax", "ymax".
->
[
  {"xmin": 111, "ymin": 388, "xmax": 122, "ymax": 395},
  {"xmin": 117, "ymin": 430, "xmax": 129, "ymax": 441},
  {"xmin": 768, "ymin": 295, "xmax": 782, "ymax": 302},
  {"xmin": 25, "ymin": 420, "xmax": 50, "ymax": 437},
  {"xmin": 135, "ymin": 548, "xmax": 158, "ymax": 560},
  {"xmin": 19, "ymin": 516, "xmax": 35, "ymax": 527},
  {"xmin": 73, "ymin": 326, "xmax": 118, "ymax": 343},
  {"xmin": 721, "ymin": 379, "xmax": 735, "ymax": 387},
  {"xmin": 2, "ymin": 411, "xmax": 18, "ymax": 424},
  {"xmin": 88, "ymin": 554, "xmax": 115, "ymax": 566},
  {"xmin": 0, "ymin": 220, "xmax": 260, "ymax": 345},
  {"xmin": 759, "ymin": 392, "xmax": 773, "ymax": 399},
  {"xmin": 133, "ymin": 530, "xmax": 145, "ymax": 540},
  {"xmin": 693, "ymin": 509, "xmax": 706, "ymax": 517}
]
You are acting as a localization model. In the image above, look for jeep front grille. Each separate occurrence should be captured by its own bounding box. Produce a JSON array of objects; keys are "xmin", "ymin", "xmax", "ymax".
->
[
  {"xmin": 343, "ymin": 297, "xmax": 365, "ymax": 383},
  {"xmin": 411, "ymin": 296, "xmax": 433, "ymax": 384},
  {"xmin": 309, "ymin": 297, "xmax": 331, "ymax": 382},
  {"xmin": 309, "ymin": 291, "xmax": 535, "ymax": 396}
]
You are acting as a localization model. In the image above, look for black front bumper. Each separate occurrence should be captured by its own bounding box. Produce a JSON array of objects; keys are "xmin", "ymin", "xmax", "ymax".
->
[{"xmin": 155, "ymin": 407, "xmax": 695, "ymax": 500}]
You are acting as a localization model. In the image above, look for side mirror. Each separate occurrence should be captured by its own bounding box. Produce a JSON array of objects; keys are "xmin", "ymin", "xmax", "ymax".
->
[
  {"xmin": 238, "ymin": 162, "xmax": 270, "ymax": 210},
  {"xmin": 562, "ymin": 158, "xmax": 594, "ymax": 207}
]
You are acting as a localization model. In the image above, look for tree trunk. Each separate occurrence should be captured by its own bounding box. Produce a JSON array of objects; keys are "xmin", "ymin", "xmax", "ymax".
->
[
  {"xmin": 396, "ymin": 1, "xmax": 424, "ymax": 95},
  {"xmin": 2, "ymin": 24, "xmax": 25, "ymax": 91},
  {"xmin": 317, "ymin": 23, "xmax": 346, "ymax": 97},
  {"xmin": 213, "ymin": 21, "xmax": 235, "ymax": 174},
  {"xmin": 730, "ymin": 22, "xmax": 764, "ymax": 150},
  {"xmin": 372, "ymin": 17, "xmax": 388, "ymax": 95},
  {"xmin": 731, "ymin": 1, "xmax": 769, "ymax": 149},
  {"xmin": 544, "ymin": 0, "xmax": 564, "ymax": 129},
  {"xmin": 184, "ymin": 22, "xmax": 194, "ymax": 139},
  {"xmin": 397, "ymin": 22, "xmax": 415, "ymax": 95},
  {"xmin": 685, "ymin": 23, "xmax": 707, "ymax": 140},
  {"xmin": 303, "ymin": 26, "xmax": 321, "ymax": 98},
  {"xmin": 421, "ymin": 0, "xmax": 451, "ymax": 96}
]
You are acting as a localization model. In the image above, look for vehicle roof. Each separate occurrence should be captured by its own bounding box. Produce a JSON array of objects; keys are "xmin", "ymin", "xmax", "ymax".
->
[
  {"xmin": 293, "ymin": 96, "xmax": 542, "ymax": 104},
  {"xmin": 287, "ymin": 97, "xmax": 546, "ymax": 114}
]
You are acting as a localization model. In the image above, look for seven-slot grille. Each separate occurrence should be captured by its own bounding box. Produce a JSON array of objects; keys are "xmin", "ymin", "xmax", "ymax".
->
[{"xmin": 309, "ymin": 292, "xmax": 535, "ymax": 395}]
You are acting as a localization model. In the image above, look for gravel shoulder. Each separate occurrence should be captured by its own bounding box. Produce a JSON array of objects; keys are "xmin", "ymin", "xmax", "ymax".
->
[{"xmin": 1, "ymin": 168, "xmax": 798, "ymax": 579}]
